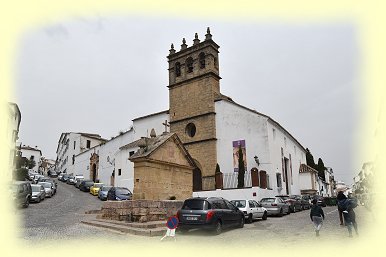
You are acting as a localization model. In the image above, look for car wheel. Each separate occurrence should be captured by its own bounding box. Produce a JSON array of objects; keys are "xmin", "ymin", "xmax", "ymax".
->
[
  {"xmin": 279, "ymin": 208, "xmax": 283, "ymax": 217},
  {"xmin": 286, "ymin": 207, "xmax": 291, "ymax": 215},
  {"xmin": 247, "ymin": 214, "xmax": 253, "ymax": 223},
  {"xmin": 23, "ymin": 199, "xmax": 29, "ymax": 208},
  {"xmin": 214, "ymin": 220, "xmax": 222, "ymax": 235},
  {"xmin": 37, "ymin": 197, "xmax": 41, "ymax": 203},
  {"xmin": 262, "ymin": 211, "xmax": 268, "ymax": 220},
  {"xmin": 239, "ymin": 217, "xmax": 245, "ymax": 228}
]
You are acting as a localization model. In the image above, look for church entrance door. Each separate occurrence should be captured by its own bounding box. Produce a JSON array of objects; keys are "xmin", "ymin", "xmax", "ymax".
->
[
  {"xmin": 193, "ymin": 168, "xmax": 202, "ymax": 191},
  {"xmin": 92, "ymin": 164, "xmax": 96, "ymax": 182},
  {"xmin": 284, "ymin": 158, "xmax": 290, "ymax": 195}
]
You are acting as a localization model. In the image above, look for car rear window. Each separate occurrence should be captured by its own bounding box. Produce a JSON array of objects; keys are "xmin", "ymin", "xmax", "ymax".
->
[
  {"xmin": 182, "ymin": 199, "xmax": 209, "ymax": 210},
  {"xmin": 261, "ymin": 198, "xmax": 275, "ymax": 202},
  {"xmin": 230, "ymin": 200, "xmax": 246, "ymax": 208},
  {"xmin": 85, "ymin": 182, "xmax": 94, "ymax": 186}
]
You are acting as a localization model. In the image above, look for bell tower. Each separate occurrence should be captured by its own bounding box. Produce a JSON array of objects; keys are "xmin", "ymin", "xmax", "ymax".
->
[{"xmin": 167, "ymin": 28, "xmax": 221, "ymax": 190}]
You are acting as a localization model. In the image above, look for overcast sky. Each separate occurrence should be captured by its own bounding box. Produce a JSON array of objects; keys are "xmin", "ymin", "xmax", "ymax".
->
[{"xmin": 12, "ymin": 15, "xmax": 368, "ymax": 185}]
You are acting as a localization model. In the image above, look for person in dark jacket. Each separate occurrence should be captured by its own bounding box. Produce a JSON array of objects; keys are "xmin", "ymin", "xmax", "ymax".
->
[
  {"xmin": 310, "ymin": 198, "xmax": 325, "ymax": 236},
  {"xmin": 337, "ymin": 191, "xmax": 346, "ymax": 226},
  {"xmin": 337, "ymin": 192, "xmax": 358, "ymax": 237}
]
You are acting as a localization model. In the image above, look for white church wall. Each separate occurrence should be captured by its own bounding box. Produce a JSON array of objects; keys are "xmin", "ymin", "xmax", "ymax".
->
[
  {"xmin": 115, "ymin": 147, "xmax": 136, "ymax": 191},
  {"xmin": 193, "ymin": 187, "xmax": 274, "ymax": 202},
  {"xmin": 266, "ymin": 121, "xmax": 306, "ymax": 196},
  {"xmin": 73, "ymin": 146, "xmax": 99, "ymax": 179},
  {"xmin": 132, "ymin": 111, "xmax": 169, "ymax": 141},
  {"xmin": 215, "ymin": 101, "xmax": 270, "ymax": 175},
  {"xmin": 298, "ymin": 173, "xmax": 313, "ymax": 191},
  {"xmin": 97, "ymin": 131, "xmax": 134, "ymax": 187}
]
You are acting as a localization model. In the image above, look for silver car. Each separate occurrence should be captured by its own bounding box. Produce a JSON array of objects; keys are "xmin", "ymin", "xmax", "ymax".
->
[
  {"xmin": 31, "ymin": 184, "xmax": 46, "ymax": 203},
  {"xmin": 231, "ymin": 199, "xmax": 268, "ymax": 223},
  {"xmin": 259, "ymin": 197, "xmax": 290, "ymax": 216},
  {"xmin": 37, "ymin": 182, "xmax": 53, "ymax": 197}
]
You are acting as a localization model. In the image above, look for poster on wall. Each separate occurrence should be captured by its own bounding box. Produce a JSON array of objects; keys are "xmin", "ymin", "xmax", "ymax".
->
[{"xmin": 233, "ymin": 140, "xmax": 247, "ymax": 172}]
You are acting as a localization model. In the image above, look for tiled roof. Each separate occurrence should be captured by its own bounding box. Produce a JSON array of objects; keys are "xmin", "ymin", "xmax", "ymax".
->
[{"xmin": 299, "ymin": 164, "xmax": 318, "ymax": 174}]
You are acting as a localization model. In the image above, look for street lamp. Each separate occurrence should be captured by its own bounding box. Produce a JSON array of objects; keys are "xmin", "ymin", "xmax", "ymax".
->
[{"xmin": 254, "ymin": 156, "xmax": 260, "ymax": 167}]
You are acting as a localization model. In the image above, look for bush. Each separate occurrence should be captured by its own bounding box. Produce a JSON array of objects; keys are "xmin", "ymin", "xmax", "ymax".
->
[{"xmin": 13, "ymin": 168, "xmax": 28, "ymax": 181}]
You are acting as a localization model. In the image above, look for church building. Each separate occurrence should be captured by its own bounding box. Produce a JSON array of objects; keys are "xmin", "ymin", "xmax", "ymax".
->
[{"xmin": 66, "ymin": 28, "xmax": 311, "ymax": 200}]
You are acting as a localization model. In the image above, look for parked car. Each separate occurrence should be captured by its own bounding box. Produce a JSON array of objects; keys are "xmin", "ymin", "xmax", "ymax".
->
[
  {"xmin": 90, "ymin": 183, "xmax": 104, "ymax": 196},
  {"xmin": 276, "ymin": 195, "xmax": 302, "ymax": 213},
  {"xmin": 30, "ymin": 184, "xmax": 46, "ymax": 203},
  {"xmin": 299, "ymin": 195, "xmax": 311, "ymax": 210},
  {"xmin": 48, "ymin": 170, "xmax": 58, "ymax": 178},
  {"xmin": 75, "ymin": 178, "xmax": 84, "ymax": 188},
  {"xmin": 67, "ymin": 176, "xmax": 76, "ymax": 185},
  {"xmin": 230, "ymin": 199, "xmax": 268, "ymax": 223},
  {"xmin": 11, "ymin": 181, "xmax": 32, "ymax": 208},
  {"xmin": 176, "ymin": 197, "xmax": 244, "ymax": 235},
  {"xmin": 313, "ymin": 195, "xmax": 327, "ymax": 207},
  {"xmin": 61, "ymin": 174, "xmax": 70, "ymax": 182},
  {"xmin": 58, "ymin": 173, "xmax": 65, "ymax": 181},
  {"xmin": 33, "ymin": 174, "xmax": 45, "ymax": 184},
  {"xmin": 259, "ymin": 197, "xmax": 290, "ymax": 216},
  {"xmin": 79, "ymin": 180, "xmax": 94, "ymax": 192},
  {"xmin": 98, "ymin": 186, "xmax": 112, "ymax": 201},
  {"xmin": 28, "ymin": 172, "xmax": 39, "ymax": 181},
  {"xmin": 37, "ymin": 182, "xmax": 54, "ymax": 197},
  {"xmin": 107, "ymin": 187, "xmax": 132, "ymax": 201},
  {"xmin": 45, "ymin": 180, "xmax": 57, "ymax": 195}
]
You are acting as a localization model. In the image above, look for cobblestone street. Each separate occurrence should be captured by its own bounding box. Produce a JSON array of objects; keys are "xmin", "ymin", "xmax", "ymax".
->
[{"xmin": 17, "ymin": 181, "xmax": 376, "ymax": 247}]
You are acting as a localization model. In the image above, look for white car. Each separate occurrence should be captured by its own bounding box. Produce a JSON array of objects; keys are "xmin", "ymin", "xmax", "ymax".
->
[{"xmin": 231, "ymin": 199, "xmax": 268, "ymax": 223}]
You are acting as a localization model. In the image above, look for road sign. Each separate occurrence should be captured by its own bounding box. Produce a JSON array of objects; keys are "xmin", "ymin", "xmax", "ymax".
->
[{"xmin": 166, "ymin": 216, "xmax": 178, "ymax": 229}]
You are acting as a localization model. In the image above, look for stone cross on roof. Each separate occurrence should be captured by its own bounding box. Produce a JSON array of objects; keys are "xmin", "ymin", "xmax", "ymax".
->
[{"xmin": 162, "ymin": 120, "xmax": 170, "ymax": 134}]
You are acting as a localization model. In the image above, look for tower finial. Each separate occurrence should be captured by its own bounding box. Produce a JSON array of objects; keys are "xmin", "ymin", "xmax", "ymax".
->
[
  {"xmin": 205, "ymin": 27, "xmax": 212, "ymax": 40},
  {"xmin": 181, "ymin": 37, "xmax": 187, "ymax": 50},
  {"xmin": 169, "ymin": 43, "xmax": 176, "ymax": 55},
  {"xmin": 193, "ymin": 32, "xmax": 200, "ymax": 45}
]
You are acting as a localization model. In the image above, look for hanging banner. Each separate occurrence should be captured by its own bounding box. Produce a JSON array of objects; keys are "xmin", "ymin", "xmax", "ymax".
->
[{"xmin": 232, "ymin": 140, "xmax": 247, "ymax": 172}]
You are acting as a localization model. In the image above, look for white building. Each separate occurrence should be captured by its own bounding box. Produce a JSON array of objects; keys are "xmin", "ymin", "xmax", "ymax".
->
[
  {"xmin": 73, "ymin": 111, "xmax": 169, "ymax": 192},
  {"xmin": 55, "ymin": 132, "xmax": 106, "ymax": 174},
  {"xmin": 19, "ymin": 145, "xmax": 42, "ymax": 173},
  {"xmin": 5, "ymin": 102, "xmax": 21, "ymax": 177}
]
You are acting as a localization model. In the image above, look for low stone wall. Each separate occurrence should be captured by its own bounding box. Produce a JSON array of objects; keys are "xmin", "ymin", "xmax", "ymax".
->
[{"xmin": 100, "ymin": 200, "xmax": 184, "ymax": 223}]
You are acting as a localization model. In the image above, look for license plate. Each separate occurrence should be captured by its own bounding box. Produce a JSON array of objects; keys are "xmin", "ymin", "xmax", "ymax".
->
[{"xmin": 186, "ymin": 216, "xmax": 198, "ymax": 221}]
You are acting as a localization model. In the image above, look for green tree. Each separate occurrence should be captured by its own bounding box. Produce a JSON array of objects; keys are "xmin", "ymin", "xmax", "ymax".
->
[
  {"xmin": 305, "ymin": 148, "xmax": 317, "ymax": 170},
  {"xmin": 13, "ymin": 167, "xmax": 28, "ymax": 181},
  {"xmin": 27, "ymin": 157, "xmax": 36, "ymax": 169},
  {"xmin": 237, "ymin": 145, "xmax": 245, "ymax": 188},
  {"xmin": 215, "ymin": 163, "xmax": 221, "ymax": 174},
  {"xmin": 317, "ymin": 158, "xmax": 326, "ymax": 181}
]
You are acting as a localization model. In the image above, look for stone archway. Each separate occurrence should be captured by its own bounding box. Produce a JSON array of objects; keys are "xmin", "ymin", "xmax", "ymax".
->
[
  {"xmin": 90, "ymin": 153, "xmax": 99, "ymax": 182},
  {"xmin": 192, "ymin": 159, "xmax": 202, "ymax": 191}
]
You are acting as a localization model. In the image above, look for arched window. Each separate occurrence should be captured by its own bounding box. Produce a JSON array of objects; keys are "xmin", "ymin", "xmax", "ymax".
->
[
  {"xmin": 186, "ymin": 57, "xmax": 193, "ymax": 73},
  {"xmin": 199, "ymin": 52, "xmax": 205, "ymax": 69},
  {"xmin": 175, "ymin": 62, "xmax": 181, "ymax": 77}
]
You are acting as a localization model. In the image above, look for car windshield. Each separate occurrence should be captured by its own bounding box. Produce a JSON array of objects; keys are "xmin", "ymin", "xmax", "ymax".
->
[
  {"xmin": 94, "ymin": 184, "xmax": 103, "ymax": 188},
  {"xmin": 116, "ymin": 188, "xmax": 131, "ymax": 195},
  {"xmin": 101, "ymin": 186, "xmax": 112, "ymax": 191},
  {"xmin": 182, "ymin": 199, "xmax": 209, "ymax": 210},
  {"xmin": 85, "ymin": 182, "xmax": 94, "ymax": 186},
  {"xmin": 230, "ymin": 200, "xmax": 246, "ymax": 208},
  {"xmin": 31, "ymin": 185, "xmax": 41, "ymax": 192},
  {"xmin": 279, "ymin": 196, "xmax": 289, "ymax": 200},
  {"xmin": 261, "ymin": 198, "xmax": 275, "ymax": 202},
  {"xmin": 39, "ymin": 183, "xmax": 51, "ymax": 188}
]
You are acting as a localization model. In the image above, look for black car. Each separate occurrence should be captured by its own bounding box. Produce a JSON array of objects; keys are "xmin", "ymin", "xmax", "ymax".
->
[
  {"xmin": 313, "ymin": 195, "xmax": 327, "ymax": 207},
  {"xmin": 107, "ymin": 187, "xmax": 132, "ymax": 201},
  {"xmin": 11, "ymin": 181, "xmax": 32, "ymax": 208},
  {"xmin": 79, "ymin": 180, "xmax": 94, "ymax": 192},
  {"xmin": 176, "ymin": 197, "xmax": 244, "ymax": 235}
]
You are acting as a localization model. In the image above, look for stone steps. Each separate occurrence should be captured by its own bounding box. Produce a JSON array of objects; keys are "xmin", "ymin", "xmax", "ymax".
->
[
  {"xmin": 95, "ymin": 218, "xmax": 166, "ymax": 229},
  {"xmin": 81, "ymin": 219, "xmax": 167, "ymax": 237}
]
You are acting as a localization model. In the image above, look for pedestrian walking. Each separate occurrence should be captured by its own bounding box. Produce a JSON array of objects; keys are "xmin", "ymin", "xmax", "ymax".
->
[
  {"xmin": 337, "ymin": 191, "xmax": 346, "ymax": 226},
  {"xmin": 337, "ymin": 192, "xmax": 359, "ymax": 237},
  {"xmin": 310, "ymin": 198, "xmax": 325, "ymax": 237}
]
